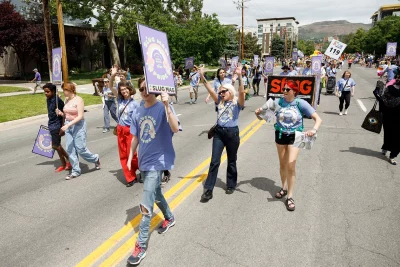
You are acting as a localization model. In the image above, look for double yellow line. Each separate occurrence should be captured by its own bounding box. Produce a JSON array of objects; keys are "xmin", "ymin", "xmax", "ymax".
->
[{"xmin": 77, "ymin": 118, "xmax": 265, "ymax": 267}]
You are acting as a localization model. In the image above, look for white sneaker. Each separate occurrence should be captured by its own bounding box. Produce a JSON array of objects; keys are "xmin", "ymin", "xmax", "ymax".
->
[
  {"xmin": 339, "ymin": 112, "xmax": 343, "ymax": 116},
  {"xmin": 344, "ymin": 109, "xmax": 348, "ymax": 115}
]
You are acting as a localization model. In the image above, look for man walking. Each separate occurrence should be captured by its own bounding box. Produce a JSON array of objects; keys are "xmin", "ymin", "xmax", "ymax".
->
[{"xmin": 31, "ymin": 68, "xmax": 42, "ymax": 94}]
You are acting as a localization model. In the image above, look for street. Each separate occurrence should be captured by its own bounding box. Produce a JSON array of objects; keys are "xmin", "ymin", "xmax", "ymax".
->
[{"xmin": 0, "ymin": 65, "xmax": 399, "ymax": 267}]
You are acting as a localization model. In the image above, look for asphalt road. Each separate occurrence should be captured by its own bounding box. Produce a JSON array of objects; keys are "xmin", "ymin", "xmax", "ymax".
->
[{"xmin": 0, "ymin": 65, "xmax": 399, "ymax": 267}]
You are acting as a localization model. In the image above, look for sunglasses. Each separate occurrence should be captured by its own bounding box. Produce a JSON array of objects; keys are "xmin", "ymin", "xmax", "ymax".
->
[
  {"xmin": 283, "ymin": 88, "xmax": 292, "ymax": 92},
  {"xmin": 139, "ymin": 87, "xmax": 145, "ymax": 92},
  {"xmin": 218, "ymin": 89, "xmax": 229, "ymax": 95}
]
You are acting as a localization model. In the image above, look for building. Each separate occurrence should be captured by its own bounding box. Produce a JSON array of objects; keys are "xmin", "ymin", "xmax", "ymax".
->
[
  {"xmin": 256, "ymin": 17, "xmax": 299, "ymax": 56},
  {"xmin": 371, "ymin": 4, "xmax": 400, "ymax": 25}
]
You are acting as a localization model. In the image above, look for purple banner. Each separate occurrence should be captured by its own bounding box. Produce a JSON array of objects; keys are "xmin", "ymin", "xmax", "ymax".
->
[
  {"xmin": 52, "ymin": 47, "xmax": 62, "ymax": 85},
  {"xmin": 254, "ymin": 55, "xmax": 259, "ymax": 67},
  {"xmin": 184, "ymin": 57, "xmax": 194, "ymax": 69},
  {"xmin": 137, "ymin": 23, "xmax": 175, "ymax": 95},
  {"xmin": 32, "ymin": 125, "xmax": 55, "ymax": 159},
  {"xmin": 386, "ymin": 42, "xmax": 397, "ymax": 57},
  {"xmin": 292, "ymin": 52, "xmax": 298, "ymax": 62},
  {"xmin": 219, "ymin": 58, "xmax": 226, "ymax": 68},
  {"xmin": 230, "ymin": 56, "xmax": 239, "ymax": 73},
  {"xmin": 264, "ymin": 57, "xmax": 274, "ymax": 75},
  {"xmin": 312, "ymin": 56, "xmax": 322, "ymax": 75}
]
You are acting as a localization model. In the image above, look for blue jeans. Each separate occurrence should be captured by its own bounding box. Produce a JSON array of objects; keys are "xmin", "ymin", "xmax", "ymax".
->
[
  {"xmin": 204, "ymin": 126, "xmax": 240, "ymax": 190},
  {"xmin": 65, "ymin": 120, "xmax": 99, "ymax": 176},
  {"xmin": 137, "ymin": 170, "xmax": 173, "ymax": 249},
  {"xmin": 103, "ymin": 100, "xmax": 118, "ymax": 129}
]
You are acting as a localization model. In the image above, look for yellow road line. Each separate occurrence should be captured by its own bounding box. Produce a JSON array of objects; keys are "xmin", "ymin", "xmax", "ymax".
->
[
  {"xmin": 100, "ymin": 120, "xmax": 265, "ymax": 266},
  {"xmin": 76, "ymin": 119, "xmax": 260, "ymax": 267}
]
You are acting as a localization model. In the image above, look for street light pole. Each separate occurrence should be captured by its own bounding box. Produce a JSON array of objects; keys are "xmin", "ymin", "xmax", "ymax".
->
[
  {"xmin": 241, "ymin": 0, "xmax": 244, "ymax": 60},
  {"xmin": 56, "ymin": 0, "xmax": 68, "ymax": 83}
]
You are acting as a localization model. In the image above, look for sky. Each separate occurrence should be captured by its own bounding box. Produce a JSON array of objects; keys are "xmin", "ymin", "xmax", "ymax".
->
[{"xmin": 202, "ymin": 0, "xmax": 400, "ymax": 27}]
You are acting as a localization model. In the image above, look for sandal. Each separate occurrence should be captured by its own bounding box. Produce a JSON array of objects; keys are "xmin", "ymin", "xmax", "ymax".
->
[
  {"xmin": 285, "ymin": 198, "xmax": 295, "ymax": 211},
  {"xmin": 275, "ymin": 188, "xmax": 287, "ymax": 199}
]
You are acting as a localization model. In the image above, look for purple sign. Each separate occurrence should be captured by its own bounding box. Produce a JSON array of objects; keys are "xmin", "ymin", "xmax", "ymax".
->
[
  {"xmin": 312, "ymin": 56, "xmax": 322, "ymax": 75},
  {"xmin": 52, "ymin": 47, "xmax": 62, "ymax": 85},
  {"xmin": 386, "ymin": 42, "xmax": 397, "ymax": 57},
  {"xmin": 32, "ymin": 125, "xmax": 55, "ymax": 159},
  {"xmin": 219, "ymin": 58, "xmax": 226, "ymax": 68},
  {"xmin": 184, "ymin": 57, "xmax": 194, "ymax": 69},
  {"xmin": 264, "ymin": 57, "xmax": 274, "ymax": 75},
  {"xmin": 230, "ymin": 56, "xmax": 239, "ymax": 73},
  {"xmin": 254, "ymin": 55, "xmax": 259, "ymax": 67},
  {"xmin": 292, "ymin": 52, "xmax": 298, "ymax": 62},
  {"xmin": 137, "ymin": 23, "xmax": 175, "ymax": 95}
]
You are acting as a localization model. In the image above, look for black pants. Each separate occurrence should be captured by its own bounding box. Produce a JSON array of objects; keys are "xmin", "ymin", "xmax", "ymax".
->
[
  {"xmin": 339, "ymin": 91, "xmax": 351, "ymax": 111},
  {"xmin": 204, "ymin": 126, "xmax": 240, "ymax": 190},
  {"xmin": 252, "ymin": 79, "xmax": 261, "ymax": 95},
  {"xmin": 318, "ymin": 82, "xmax": 322, "ymax": 105}
]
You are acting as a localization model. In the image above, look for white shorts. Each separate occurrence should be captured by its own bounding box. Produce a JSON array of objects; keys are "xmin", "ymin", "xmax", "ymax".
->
[{"xmin": 189, "ymin": 86, "xmax": 198, "ymax": 93}]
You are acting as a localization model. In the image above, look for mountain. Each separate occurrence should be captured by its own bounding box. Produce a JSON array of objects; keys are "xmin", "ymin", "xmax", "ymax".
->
[{"xmin": 299, "ymin": 20, "xmax": 371, "ymax": 40}]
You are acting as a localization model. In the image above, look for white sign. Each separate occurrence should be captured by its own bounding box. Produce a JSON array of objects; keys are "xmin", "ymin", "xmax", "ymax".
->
[{"xmin": 324, "ymin": 40, "xmax": 347, "ymax": 60}]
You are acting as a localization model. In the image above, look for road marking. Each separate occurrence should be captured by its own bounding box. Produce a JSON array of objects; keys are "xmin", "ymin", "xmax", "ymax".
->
[
  {"xmin": 99, "ymin": 120, "xmax": 266, "ymax": 266},
  {"xmin": 76, "ymin": 118, "xmax": 261, "ymax": 267},
  {"xmin": 356, "ymin": 99, "xmax": 367, "ymax": 113},
  {"xmin": 177, "ymin": 114, "xmax": 182, "ymax": 117}
]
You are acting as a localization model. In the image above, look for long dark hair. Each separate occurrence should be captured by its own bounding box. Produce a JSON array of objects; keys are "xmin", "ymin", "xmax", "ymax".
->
[
  {"xmin": 216, "ymin": 68, "xmax": 224, "ymax": 85},
  {"xmin": 118, "ymin": 81, "xmax": 135, "ymax": 99}
]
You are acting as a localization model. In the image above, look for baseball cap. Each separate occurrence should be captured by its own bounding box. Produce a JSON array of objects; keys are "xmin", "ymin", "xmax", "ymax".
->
[
  {"xmin": 33, "ymin": 68, "xmax": 38, "ymax": 71},
  {"xmin": 103, "ymin": 78, "xmax": 109, "ymax": 82}
]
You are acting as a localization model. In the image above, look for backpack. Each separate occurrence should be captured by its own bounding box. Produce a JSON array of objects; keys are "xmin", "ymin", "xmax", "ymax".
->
[{"xmin": 274, "ymin": 98, "xmax": 304, "ymax": 139}]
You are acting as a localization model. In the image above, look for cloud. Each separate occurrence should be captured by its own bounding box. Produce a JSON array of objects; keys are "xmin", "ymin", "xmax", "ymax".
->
[{"xmin": 203, "ymin": 0, "xmax": 400, "ymax": 27}]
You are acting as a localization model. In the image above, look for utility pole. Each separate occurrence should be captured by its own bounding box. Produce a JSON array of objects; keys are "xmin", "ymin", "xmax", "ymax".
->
[
  {"xmin": 42, "ymin": 0, "xmax": 53, "ymax": 82},
  {"xmin": 284, "ymin": 27, "xmax": 287, "ymax": 60},
  {"xmin": 56, "ymin": 0, "xmax": 69, "ymax": 83},
  {"xmin": 234, "ymin": 0, "xmax": 249, "ymax": 61}
]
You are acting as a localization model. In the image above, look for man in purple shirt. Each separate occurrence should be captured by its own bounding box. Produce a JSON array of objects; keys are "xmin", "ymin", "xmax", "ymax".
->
[{"xmin": 31, "ymin": 68, "xmax": 42, "ymax": 94}]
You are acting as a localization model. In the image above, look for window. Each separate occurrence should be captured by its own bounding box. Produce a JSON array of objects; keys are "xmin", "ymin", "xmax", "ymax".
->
[{"xmin": 286, "ymin": 23, "xmax": 292, "ymax": 26}]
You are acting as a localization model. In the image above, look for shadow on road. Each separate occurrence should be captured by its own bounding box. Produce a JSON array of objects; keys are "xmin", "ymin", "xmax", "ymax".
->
[
  {"xmin": 36, "ymin": 160, "xmax": 59, "ymax": 168},
  {"xmin": 323, "ymin": 111, "xmax": 340, "ymax": 115},
  {"xmin": 124, "ymin": 205, "xmax": 140, "ymax": 228},
  {"xmin": 109, "ymin": 169, "xmax": 128, "ymax": 185},
  {"xmin": 340, "ymin": 146, "xmax": 388, "ymax": 162},
  {"xmin": 198, "ymin": 130, "xmax": 208, "ymax": 137}
]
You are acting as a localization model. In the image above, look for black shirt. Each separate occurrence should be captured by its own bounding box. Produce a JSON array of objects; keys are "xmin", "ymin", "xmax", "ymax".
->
[{"xmin": 47, "ymin": 96, "xmax": 64, "ymax": 132}]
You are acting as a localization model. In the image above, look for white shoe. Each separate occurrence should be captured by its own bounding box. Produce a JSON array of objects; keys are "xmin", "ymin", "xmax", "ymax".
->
[
  {"xmin": 344, "ymin": 109, "xmax": 348, "ymax": 115},
  {"xmin": 339, "ymin": 112, "xmax": 343, "ymax": 116},
  {"xmin": 263, "ymin": 95, "xmax": 266, "ymax": 98}
]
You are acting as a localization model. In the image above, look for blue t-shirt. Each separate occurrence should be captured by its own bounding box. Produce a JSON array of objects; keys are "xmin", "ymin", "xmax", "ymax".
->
[
  {"xmin": 280, "ymin": 71, "xmax": 290, "ymax": 76},
  {"xmin": 288, "ymin": 70, "xmax": 298, "ymax": 76},
  {"xmin": 302, "ymin": 68, "xmax": 312, "ymax": 76},
  {"xmin": 130, "ymin": 101, "xmax": 180, "ymax": 171},
  {"xmin": 337, "ymin": 78, "xmax": 356, "ymax": 92},
  {"xmin": 189, "ymin": 72, "xmax": 200, "ymax": 87},
  {"xmin": 326, "ymin": 67, "xmax": 337, "ymax": 77},
  {"xmin": 275, "ymin": 98, "xmax": 315, "ymax": 134},
  {"xmin": 384, "ymin": 66, "xmax": 398, "ymax": 81},
  {"xmin": 216, "ymin": 96, "xmax": 242, "ymax": 127},
  {"xmin": 126, "ymin": 72, "xmax": 131, "ymax": 80},
  {"xmin": 102, "ymin": 87, "xmax": 115, "ymax": 101},
  {"xmin": 118, "ymin": 98, "xmax": 139, "ymax": 126},
  {"xmin": 213, "ymin": 78, "xmax": 232, "ymax": 93},
  {"xmin": 35, "ymin": 72, "xmax": 41, "ymax": 81}
]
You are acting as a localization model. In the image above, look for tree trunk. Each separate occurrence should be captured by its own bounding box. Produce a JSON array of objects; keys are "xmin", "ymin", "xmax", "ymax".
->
[
  {"xmin": 42, "ymin": 0, "xmax": 53, "ymax": 82},
  {"xmin": 107, "ymin": 17, "xmax": 120, "ymax": 66}
]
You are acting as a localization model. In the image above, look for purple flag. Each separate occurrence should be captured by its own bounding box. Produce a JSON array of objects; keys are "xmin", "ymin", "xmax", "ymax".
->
[
  {"xmin": 32, "ymin": 125, "xmax": 55, "ymax": 159},
  {"xmin": 137, "ymin": 23, "xmax": 175, "ymax": 95},
  {"xmin": 184, "ymin": 57, "xmax": 194, "ymax": 69},
  {"xmin": 219, "ymin": 58, "xmax": 226, "ymax": 68},
  {"xmin": 230, "ymin": 56, "xmax": 239, "ymax": 73},
  {"xmin": 311, "ymin": 56, "xmax": 322, "ymax": 75},
  {"xmin": 386, "ymin": 42, "xmax": 397, "ymax": 57},
  {"xmin": 264, "ymin": 57, "xmax": 274, "ymax": 75},
  {"xmin": 292, "ymin": 52, "xmax": 298, "ymax": 62},
  {"xmin": 254, "ymin": 55, "xmax": 259, "ymax": 67},
  {"xmin": 52, "ymin": 47, "xmax": 62, "ymax": 85}
]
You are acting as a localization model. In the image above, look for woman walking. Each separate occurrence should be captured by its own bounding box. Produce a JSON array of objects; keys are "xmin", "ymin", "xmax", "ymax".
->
[
  {"xmin": 199, "ymin": 65, "xmax": 245, "ymax": 202},
  {"xmin": 374, "ymin": 75, "xmax": 400, "ymax": 165},
  {"xmin": 335, "ymin": 71, "xmax": 356, "ymax": 115},
  {"xmin": 56, "ymin": 82, "xmax": 100, "ymax": 180},
  {"xmin": 101, "ymin": 78, "xmax": 118, "ymax": 133},
  {"xmin": 109, "ymin": 67, "xmax": 139, "ymax": 187},
  {"xmin": 255, "ymin": 80, "xmax": 322, "ymax": 211}
]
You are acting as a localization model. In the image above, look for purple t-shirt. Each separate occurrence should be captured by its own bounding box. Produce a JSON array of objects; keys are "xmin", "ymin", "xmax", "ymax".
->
[
  {"xmin": 35, "ymin": 72, "xmax": 41, "ymax": 81},
  {"xmin": 130, "ymin": 101, "xmax": 180, "ymax": 171}
]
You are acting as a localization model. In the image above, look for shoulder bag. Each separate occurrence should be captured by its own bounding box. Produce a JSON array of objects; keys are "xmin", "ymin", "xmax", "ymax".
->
[
  {"xmin": 337, "ymin": 79, "xmax": 349, "ymax": 98},
  {"xmin": 113, "ymin": 98, "xmax": 133, "ymax": 136},
  {"xmin": 361, "ymin": 100, "xmax": 382, "ymax": 134},
  {"xmin": 207, "ymin": 103, "xmax": 231, "ymax": 139}
]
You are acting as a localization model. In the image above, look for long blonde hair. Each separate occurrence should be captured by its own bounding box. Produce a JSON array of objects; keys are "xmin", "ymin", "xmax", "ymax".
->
[{"xmin": 218, "ymin": 83, "xmax": 237, "ymax": 109}]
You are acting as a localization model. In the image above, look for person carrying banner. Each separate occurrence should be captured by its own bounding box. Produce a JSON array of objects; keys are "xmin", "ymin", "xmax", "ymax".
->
[
  {"xmin": 43, "ymin": 83, "xmax": 71, "ymax": 172},
  {"xmin": 254, "ymin": 80, "xmax": 322, "ymax": 211},
  {"xmin": 126, "ymin": 78, "xmax": 180, "ymax": 266},
  {"xmin": 109, "ymin": 66, "xmax": 139, "ymax": 187},
  {"xmin": 335, "ymin": 71, "xmax": 356, "ymax": 116},
  {"xmin": 101, "ymin": 78, "xmax": 118, "ymax": 133},
  {"xmin": 188, "ymin": 66, "xmax": 200, "ymax": 104},
  {"xmin": 56, "ymin": 82, "xmax": 100, "ymax": 180},
  {"xmin": 199, "ymin": 65, "xmax": 245, "ymax": 202}
]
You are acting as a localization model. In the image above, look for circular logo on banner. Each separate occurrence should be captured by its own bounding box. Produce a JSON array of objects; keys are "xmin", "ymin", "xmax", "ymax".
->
[
  {"xmin": 37, "ymin": 133, "xmax": 53, "ymax": 151},
  {"xmin": 313, "ymin": 61, "xmax": 320, "ymax": 72},
  {"xmin": 388, "ymin": 44, "xmax": 396, "ymax": 53},
  {"xmin": 265, "ymin": 61, "xmax": 273, "ymax": 71},
  {"xmin": 53, "ymin": 54, "xmax": 61, "ymax": 78},
  {"xmin": 145, "ymin": 43, "xmax": 172, "ymax": 80}
]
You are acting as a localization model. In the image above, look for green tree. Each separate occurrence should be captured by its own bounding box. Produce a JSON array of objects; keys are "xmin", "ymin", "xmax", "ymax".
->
[
  {"xmin": 222, "ymin": 26, "xmax": 239, "ymax": 59},
  {"xmin": 297, "ymin": 39, "xmax": 314, "ymax": 56},
  {"xmin": 345, "ymin": 28, "xmax": 366, "ymax": 53},
  {"xmin": 270, "ymin": 36, "xmax": 284, "ymax": 58}
]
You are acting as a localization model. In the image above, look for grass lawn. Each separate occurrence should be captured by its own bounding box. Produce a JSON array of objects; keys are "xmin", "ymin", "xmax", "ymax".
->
[
  {"xmin": 0, "ymin": 93, "xmax": 102, "ymax": 123},
  {"xmin": 0, "ymin": 86, "xmax": 30, "ymax": 94},
  {"xmin": 70, "ymin": 70, "xmax": 143, "ymax": 85}
]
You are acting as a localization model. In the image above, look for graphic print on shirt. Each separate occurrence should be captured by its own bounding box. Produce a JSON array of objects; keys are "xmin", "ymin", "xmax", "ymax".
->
[
  {"xmin": 218, "ymin": 104, "xmax": 234, "ymax": 124},
  {"xmin": 276, "ymin": 104, "xmax": 302, "ymax": 130},
  {"xmin": 139, "ymin": 115, "xmax": 156, "ymax": 144}
]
